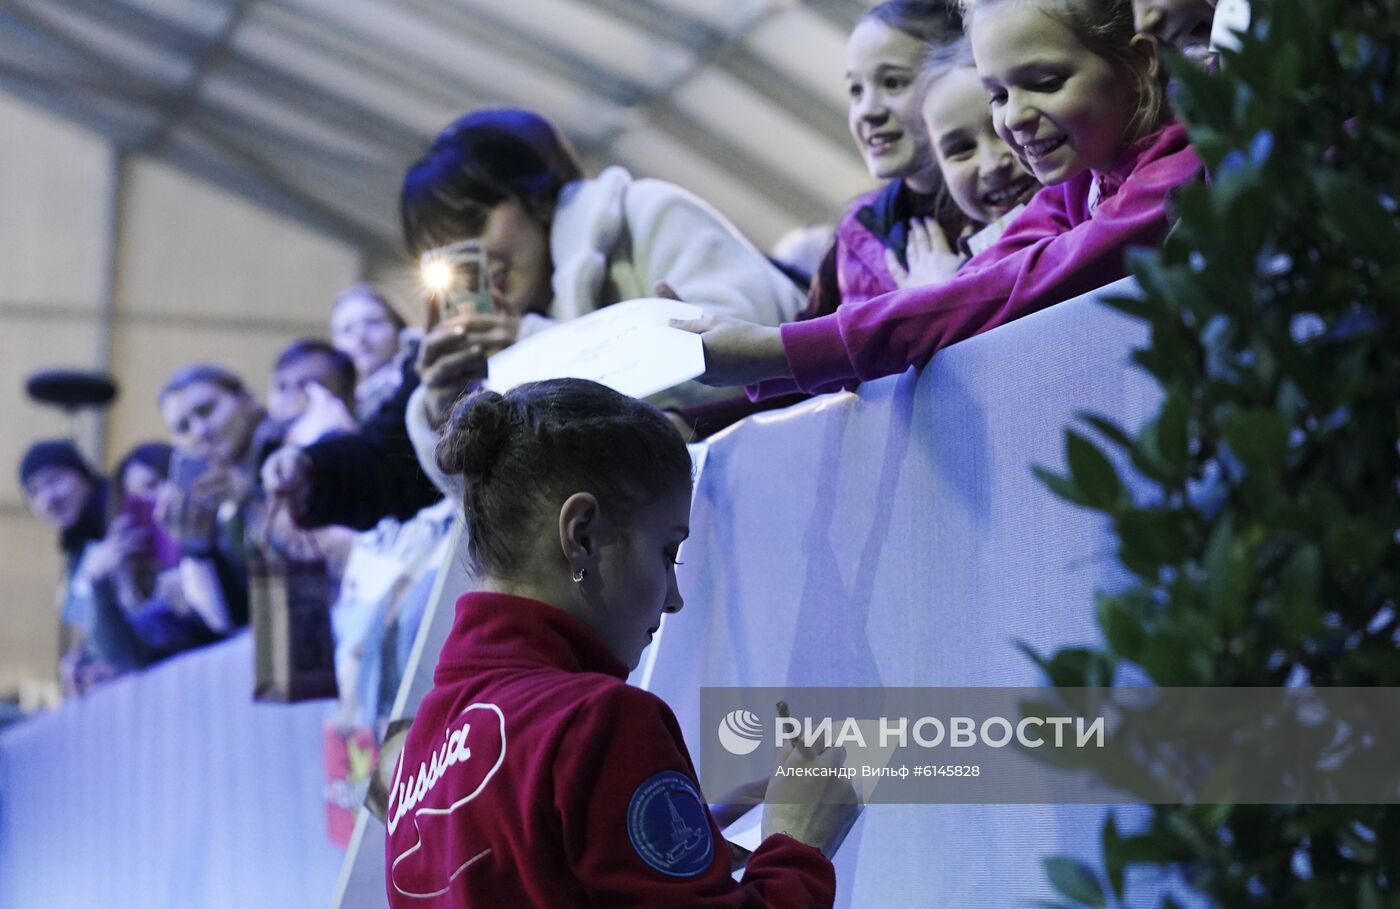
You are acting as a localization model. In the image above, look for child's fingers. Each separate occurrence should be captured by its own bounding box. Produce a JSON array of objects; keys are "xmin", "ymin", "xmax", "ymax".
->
[
  {"xmin": 924, "ymin": 218, "xmax": 954, "ymax": 254},
  {"xmin": 423, "ymin": 295, "xmax": 441, "ymax": 332},
  {"xmin": 669, "ymin": 315, "xmax": 717, "ymax": 334},
  {"xmin": 908, "ymin": 218, "xmax": 932, "ymax": 255},
  {"xmin": 884, "ymin": 249, "xmax": 909, "ymax": 286},
  {"xmin": 653, "ymin": 280, "xmax": 683, "ymax": 301}
]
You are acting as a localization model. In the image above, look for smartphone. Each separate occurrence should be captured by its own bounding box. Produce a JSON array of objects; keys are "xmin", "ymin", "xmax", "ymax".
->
[
  {"xmin": 122, "ymin": 495, "xmax": 181, "ymax": 568},
  {"xmin": 420, "ymin": 240, "xmax": 494, "ymax": 320},
  {"xmin": 169, "ymin": 451, "xmax": 209, "ymax": 490}
]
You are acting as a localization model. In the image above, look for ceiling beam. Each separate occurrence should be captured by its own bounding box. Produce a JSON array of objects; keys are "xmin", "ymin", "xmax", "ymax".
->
[
  {"xmin": 0, "ymin": 67, "xmax": 151, "ymax": 146},
  {"xmin": 260, "ymin": 0, "xmax": 832, "ymax": 221},
  {"xmin": 157, "ymin": 129, "xmax": 401, "ymax": 261},
  {"xmin": 803, "ymin": 0, "xmax": 864, "ymax": 34},
  {"xmin": 586, "ymin": 0, "xmax": 851, "ymax": 150},
  {"xmin": 132, "ymin": 0, "xmax": 257, "ymax": 153},
  {"xmin": 0, "ymin": 3, "xmax": 403, "ymax": 256},
  {"xmin": 12, "ymin": 0, "xmax": 428, "ymax": 156},
  {"xmin": 0, "ymin": 62, "xmax": 398, "ymax": 258}
]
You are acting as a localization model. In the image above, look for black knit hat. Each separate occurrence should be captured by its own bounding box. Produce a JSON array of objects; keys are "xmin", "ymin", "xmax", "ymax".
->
[{"xmin": 18, "ymin": 439, "xmax": 95, "ymax": 488}]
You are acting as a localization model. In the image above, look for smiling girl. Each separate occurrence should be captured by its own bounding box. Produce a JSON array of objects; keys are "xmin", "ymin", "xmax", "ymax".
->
[
  {"xmin": 807, "ymin": 0, "xmax": 969, "ymax": 317},
  {"xmin": 677, "ymin": 0, "xmax": 1201, "ymax": 396},
  {"xmin": 920, "ymin": 37, "xmax": 1042, "ymax": 257},
  {"xmin": 385, "ymin": 379, "xmax": 858, "ymax": 906}
]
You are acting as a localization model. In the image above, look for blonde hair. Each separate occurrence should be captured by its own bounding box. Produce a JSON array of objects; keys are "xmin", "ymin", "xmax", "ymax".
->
[{"xmin": 963, "ymin": 0, "xmax": 1166, "ymax": 144}]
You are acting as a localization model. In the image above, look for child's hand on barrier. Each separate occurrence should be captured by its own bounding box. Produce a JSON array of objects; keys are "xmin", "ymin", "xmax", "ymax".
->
[{"xmin": 669, "ymin": 314, "xmax": 791, "ymax": 387}]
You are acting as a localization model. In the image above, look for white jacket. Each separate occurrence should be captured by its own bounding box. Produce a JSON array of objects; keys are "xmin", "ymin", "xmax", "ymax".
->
[{"xmin": 539, "ymin": 165, "xmax": 803, "ymax": 328}]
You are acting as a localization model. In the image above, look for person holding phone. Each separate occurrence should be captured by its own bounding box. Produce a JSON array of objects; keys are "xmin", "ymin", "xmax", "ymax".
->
[
  {"xmin": 156, "ymin": 364, "xmax": 268, "ymax": 634},
  {"xmin": 402, "ymin": 107, "xmax": 807, "ymax": 428},
  {"xmin": 59, "ymin": 443, "xmax": 221, "ymax": 694}
]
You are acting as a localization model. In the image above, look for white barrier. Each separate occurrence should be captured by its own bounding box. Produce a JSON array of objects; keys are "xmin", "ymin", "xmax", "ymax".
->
[{"xmin": 4, "ymin": 278, "xmax": 1183, "ymax": 908}]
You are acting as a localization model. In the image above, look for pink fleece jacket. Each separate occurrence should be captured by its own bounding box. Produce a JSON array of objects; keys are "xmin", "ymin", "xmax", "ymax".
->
[
  {"xmin": 760, "ymin": 120, "xmax": 1201, "ymax": 397},
  {"xmin": 831, "ymin": 187, "xmax": 902, "ymax": 307}
]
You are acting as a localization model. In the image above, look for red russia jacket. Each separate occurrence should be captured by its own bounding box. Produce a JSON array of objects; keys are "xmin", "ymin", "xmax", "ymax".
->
[{"xmin": 384, "ymin": 592, "xmax": 835, "ymax": 908}]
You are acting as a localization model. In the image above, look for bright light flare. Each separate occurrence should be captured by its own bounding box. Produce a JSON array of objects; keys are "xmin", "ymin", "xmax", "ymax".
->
[{"xmin": 421, "ymin": 256, "xmax": 454, "ymax": 294}]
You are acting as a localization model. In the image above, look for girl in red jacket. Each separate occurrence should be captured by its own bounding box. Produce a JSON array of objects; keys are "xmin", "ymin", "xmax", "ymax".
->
[
  {"xmin": 677, "ymin": 0, "xmax": 1202, "ymax": 397},
  {"xmin": 385, "ymin": 379, "xmax": 859, "ymax": 907}
]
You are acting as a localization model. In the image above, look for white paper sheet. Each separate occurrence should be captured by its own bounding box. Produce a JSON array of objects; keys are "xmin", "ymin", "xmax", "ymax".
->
[{"xmin": 485, "ymin": 297, "xmax": 706, "ymax": 399}]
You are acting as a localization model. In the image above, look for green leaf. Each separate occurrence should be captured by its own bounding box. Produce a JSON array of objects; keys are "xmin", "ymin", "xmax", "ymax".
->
[
  {"xmin": 1312, "ymin": 169, "xmax": 1400, "ymax": 262},
  {"xmin": 1042, "ymin": 856, "xmax": 1107, "ymax": 907},
  {"xmin": 1078, "ymin": 413, "xmax": 1134, "ymax": 452},
  {"xmin": 1277, "ymin": 545, "xmax": 1323, "ymax": 640},
  {"xmin": 1017, "ymin": 644, "xmax": 1116, "ymax": 689},
  {"xmin": 1102, "ymin": 813, "xmax": 1127, "ymax": 901},
  {"xmin": 1155, "ymin": 393, "xmax": 1190, "ymax": 472},
  {"xmin": 1096, "ymin": 593, "xmax": 1147, "ymax": 662},
  {"xmin": 1033, "ymin": 465, "xmax": 1095, "ymax": 511},
  {"xmin": 1219, "ymin": 408, "xmax": 1289, "ymax": 476},
  {"xmin": 1117, "ymin": 509, "xmax": 1191, "ymax": 569},
  {"xmin": 1202, "ymin": 515, "xmax": 1248, "ymax": 631},
  {"xmin": 1066, "ymin": 431, "xmax": 1123, "ymax": 512}
]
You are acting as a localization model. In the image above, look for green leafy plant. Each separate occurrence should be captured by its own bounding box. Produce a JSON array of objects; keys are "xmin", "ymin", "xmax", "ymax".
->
[{"xmin": 1029, "ymin": 1, "xmax": 1400, "ymax": 905}]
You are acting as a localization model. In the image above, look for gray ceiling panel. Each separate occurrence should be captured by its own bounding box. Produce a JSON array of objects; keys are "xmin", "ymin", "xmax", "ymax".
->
[{"xmin": 1, "ymin": 0, "xmax": 874, "ymax": 259}]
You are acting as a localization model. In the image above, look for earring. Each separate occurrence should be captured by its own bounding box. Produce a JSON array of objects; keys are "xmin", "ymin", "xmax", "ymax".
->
[{"xmin": 572, "ymin": 567, "xmax": 587, "ymax": 583}]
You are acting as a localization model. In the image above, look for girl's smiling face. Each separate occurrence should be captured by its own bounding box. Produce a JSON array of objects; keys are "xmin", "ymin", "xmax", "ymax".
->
[
  {"xmin": 846, "ymin": 18, "xmax": 935, "ymax": 190},
  {"xmin": 972, "ymin": 2, "xmax": 1141, "ymax": 184},
  {"xmin": 922, "ymin": 65, "xmax": 1041, "ymax": 224}
]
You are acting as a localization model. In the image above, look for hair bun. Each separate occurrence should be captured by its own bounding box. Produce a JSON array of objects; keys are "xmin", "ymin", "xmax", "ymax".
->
[{"xmin": 436, "ymin": 390, "xmax": 513, "ymax": 479}]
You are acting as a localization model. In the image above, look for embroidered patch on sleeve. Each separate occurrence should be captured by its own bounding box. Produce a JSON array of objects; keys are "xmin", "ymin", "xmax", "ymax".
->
[{"xmin": 625, "ymin": 770, "xmax": 715, "ymax": 878}]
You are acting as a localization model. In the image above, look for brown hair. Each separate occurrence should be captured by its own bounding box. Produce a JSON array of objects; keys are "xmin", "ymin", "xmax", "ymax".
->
[
  {"xmin": 964, "ymin": 0, "xmax": 1166, "ymax": 144},
  {"xmin": 402, "ymin": 108, "xmax": 585, "ymax": 257},
  {"xmin": 864, "ymin": 0, "xmax": 963, "ymax": 45},
  {"xmin": 436, "ymin": 379, "xmax": 692, "ymax": 580},
  {"xmin": 158, "ymin": 364, "xmax": 249, "ymax": 403},
  {"xmin": 332, "ymin": 283, "xmax": 406, "ymax": 332},
  {"xmin": 918, "ymin": 34, "xmax": 977, "ymax": 95}
]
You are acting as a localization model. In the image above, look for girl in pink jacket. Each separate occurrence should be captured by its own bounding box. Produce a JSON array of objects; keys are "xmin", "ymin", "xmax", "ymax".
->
[{"xmin": 678, "ymin": 0, "xmax": 1203, "ymax": 396}]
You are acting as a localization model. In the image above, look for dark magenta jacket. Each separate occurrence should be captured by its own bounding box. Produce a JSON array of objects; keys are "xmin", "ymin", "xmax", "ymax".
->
[{"xmin": 757, "ymin": 120, "xmax": 1202, "ymax": 398}]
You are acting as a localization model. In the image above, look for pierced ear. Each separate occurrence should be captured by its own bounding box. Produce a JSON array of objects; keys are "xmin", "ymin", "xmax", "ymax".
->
[{"xmin": 557, "ymin": 492, "xmax": 600, "ymax": 567}]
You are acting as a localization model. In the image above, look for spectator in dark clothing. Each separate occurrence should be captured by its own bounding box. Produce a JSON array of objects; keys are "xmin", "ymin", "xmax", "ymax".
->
[
  {"xmin": 20, "ymin": 439, "xmax": 110, "ymax": 685},
  {"xmin": 262, "ymin": 353, "xmax": 443, "ymax": 531},
  {"xmin": 20, "ymin": 439, "xmax": 107, "ymax": 566}
]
